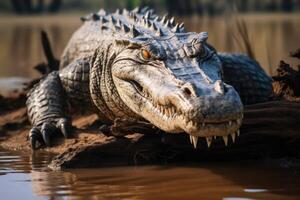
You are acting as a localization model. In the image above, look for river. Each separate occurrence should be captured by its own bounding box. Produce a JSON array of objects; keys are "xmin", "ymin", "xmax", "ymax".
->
[{"xmin": 1, "ymin": 148, "xmax": 300, "ymax": 200}]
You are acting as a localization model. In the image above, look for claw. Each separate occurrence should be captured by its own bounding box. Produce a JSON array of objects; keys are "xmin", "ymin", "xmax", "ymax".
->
[
  {"xmin": 29, "ymin": 127, "xmax": 42, "ymax": 150},
  {"xmin": 30, "ymin": 136, "xmax": 38, "ymax": 150},
  {"xmin": 60, "ymin": 122, "xmax": 71, "ymax": 138},
  {"xmin": 60, "ymin": 123, "xmax": 69, "ymax": 138},
  {"xmin": 41, "ymin": 130, "xmax": 51, "ymax": 147},
  {"xmin": 41, "ymin": 123, "xmax": 56, "ymax": 147},
  {"xmin": 58, "ymin": 119, "xmax": 72, "ymax": 138}
]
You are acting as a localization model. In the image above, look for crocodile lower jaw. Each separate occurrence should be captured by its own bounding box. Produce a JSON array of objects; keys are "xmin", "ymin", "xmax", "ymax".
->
[{"xmin": 144, "ymin": 96, "xmax": 242, "ymax": 148}]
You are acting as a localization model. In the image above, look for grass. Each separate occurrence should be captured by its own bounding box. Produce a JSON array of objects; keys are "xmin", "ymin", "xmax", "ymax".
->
[{"xmin": 229, "ymin": 5, "xmax": 255, "ymax": 60}]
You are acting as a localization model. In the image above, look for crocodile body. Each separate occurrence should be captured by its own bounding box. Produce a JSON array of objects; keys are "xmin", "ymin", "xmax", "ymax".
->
[{"xmin": 26, "ymin": 7, "xmax": 273, "ymax": 149}]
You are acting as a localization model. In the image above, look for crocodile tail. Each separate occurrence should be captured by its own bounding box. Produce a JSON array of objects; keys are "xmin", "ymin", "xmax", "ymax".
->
[{"xmin": 218, "ymin": 53, "xmax": 274, "ymax": 105}]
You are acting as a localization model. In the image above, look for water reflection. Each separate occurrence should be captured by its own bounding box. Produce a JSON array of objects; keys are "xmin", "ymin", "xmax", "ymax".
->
[
  {"xmin": 0, "ymin": 149, "xmax": 300, "ymax": 200},
  {"xmin": 0, "ymin": 16, "xmax": 78, "ymax": 78},
  {"xmin": 0, "ymin": 14, "xmax": 299, "ymax": 78}
]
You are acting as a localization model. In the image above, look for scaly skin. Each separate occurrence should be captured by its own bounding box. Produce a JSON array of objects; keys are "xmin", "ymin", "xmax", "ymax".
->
[{"xmin": 26, "ymin": 7, "xmax": 273, "ymax": 149}]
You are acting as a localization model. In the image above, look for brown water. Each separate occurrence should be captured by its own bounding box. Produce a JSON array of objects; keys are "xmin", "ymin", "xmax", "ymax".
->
[
  {"xmin": 0, "ymin": 14, "xmax": 299, "ymax": 78},
  {"xmin": 0, "ymin": 148, "xmax": 300, "ymax": 200}
]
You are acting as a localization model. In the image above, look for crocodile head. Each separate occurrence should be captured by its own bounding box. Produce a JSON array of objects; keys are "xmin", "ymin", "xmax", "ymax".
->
[{"xmin": 111, "ymin": 30, "xmax": 243, "ymax": 147}]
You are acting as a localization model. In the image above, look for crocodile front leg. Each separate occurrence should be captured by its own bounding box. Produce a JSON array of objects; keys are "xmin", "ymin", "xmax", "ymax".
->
[{"xmin": 26, "ymin": 71, "xmax": 71, "ymax": 149}]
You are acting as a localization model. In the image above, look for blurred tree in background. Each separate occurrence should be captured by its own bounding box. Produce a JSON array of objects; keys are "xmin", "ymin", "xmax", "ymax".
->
[
  {"xmin": 0, "ymin": 0, "xmax": 299, "ymax": 15},
  {"xmin": 10, "ymin": 0, "xmax": 61, "ymax": 14}
]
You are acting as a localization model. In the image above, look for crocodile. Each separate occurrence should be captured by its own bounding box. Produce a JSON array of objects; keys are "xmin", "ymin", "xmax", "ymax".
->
[{"xmin": 26, "ymin": 7, "xmax": 273, "ymax": 150}]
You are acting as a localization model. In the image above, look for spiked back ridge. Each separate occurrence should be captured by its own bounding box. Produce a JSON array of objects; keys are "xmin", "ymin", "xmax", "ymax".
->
[{"xmin": 80, "ymin": 7, "xmax": 186, "ymax": 39}]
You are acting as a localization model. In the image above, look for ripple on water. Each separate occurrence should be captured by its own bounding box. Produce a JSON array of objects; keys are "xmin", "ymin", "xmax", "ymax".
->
[{"xmin": 0, "ymin": 148, "xmax": 300, "ymax": 200}]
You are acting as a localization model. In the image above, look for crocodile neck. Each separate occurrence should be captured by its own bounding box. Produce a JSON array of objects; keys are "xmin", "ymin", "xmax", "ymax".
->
[{"xmin": 90, "ymin": 43, "xmax": 140, "ymax": 121}]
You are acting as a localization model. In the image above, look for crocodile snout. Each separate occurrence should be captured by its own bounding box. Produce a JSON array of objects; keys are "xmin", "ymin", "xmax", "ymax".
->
[{"xmin": 167, "ymin": 80, "xmax": 242, "ymax": 121}]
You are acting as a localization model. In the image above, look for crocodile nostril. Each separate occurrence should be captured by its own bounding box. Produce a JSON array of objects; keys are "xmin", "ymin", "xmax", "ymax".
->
[
  {"xmin": 184, "ymin": 87, "xmax": 192, "ymax": 96},
  {"xmin": 181, "ymin": 83, "xmax": 197, "ymax": 97}
]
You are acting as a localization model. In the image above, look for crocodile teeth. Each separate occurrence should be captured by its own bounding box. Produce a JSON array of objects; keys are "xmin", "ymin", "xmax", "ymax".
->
[
  {"xmin": 168, "ymin": 108, "xmax": 172, "ymax": 116},
  {"xmin": 202, "ymin": 122, "xmax": 205, "ymax": 127},
  {"xmin": 161, "ymin": 106, "xmax": 164, "ymax": 114},
  {"xmin": 189, "ymin": 135, "xmax": 198, "ymax": 149},
  {"xmin": 222, "ymin": 136, "xmax": 228, "ymax": 146},
  {"xmin": 231, "ymin": 133, "xmax": 236, "ymax": 143},
  {"xmin": 228, "ymin": 121, "xmax": 232, "ymax": 126},
  {"xmin": 206, "ymin": 137, "xmax": 212, "ymax": 148},
  {"xmin": 171, "ymin": 107, "xmax": 175, "ymax": 114},
  {"xmin": 237, "ymin": 129, "xmax": 240, "ymax": 137}
]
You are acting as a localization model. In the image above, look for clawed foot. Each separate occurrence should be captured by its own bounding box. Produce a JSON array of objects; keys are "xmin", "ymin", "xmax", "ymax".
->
[{"xmin": 29, "ymin": 118, "xmax": 72, "ymax": 150}]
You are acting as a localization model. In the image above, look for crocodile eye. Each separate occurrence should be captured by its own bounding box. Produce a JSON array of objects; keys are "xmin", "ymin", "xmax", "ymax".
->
[{"xmin": 141, "ymin": 49, "xmax": 151, "ymax": 60}]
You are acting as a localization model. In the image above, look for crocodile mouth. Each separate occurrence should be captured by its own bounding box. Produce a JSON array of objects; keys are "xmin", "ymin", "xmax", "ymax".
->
[
  {"xmin": 129, "ymin": 79, "xmax": 243, "ymax": 148},
  {"xmin": 184, "ymin": 117, "xmax": 242, "ymax": 148}
]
